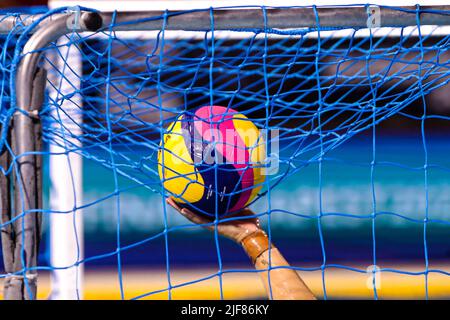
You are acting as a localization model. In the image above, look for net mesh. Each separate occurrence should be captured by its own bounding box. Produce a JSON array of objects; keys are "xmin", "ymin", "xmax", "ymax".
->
[{"xmin": 1, "ymin": 5, "xmax": 450, "ymax": 299}]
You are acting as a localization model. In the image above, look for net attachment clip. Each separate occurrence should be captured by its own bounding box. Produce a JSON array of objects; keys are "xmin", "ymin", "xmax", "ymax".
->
[
  {"xmin": 66, "ymin": 5, "xmax": 82, "ymax": 31},
  {"xmin": 366, "ymin": 5, "xmax": 381, "ymax": 29}
]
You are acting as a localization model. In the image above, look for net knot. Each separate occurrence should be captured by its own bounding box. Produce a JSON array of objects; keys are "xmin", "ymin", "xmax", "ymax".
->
[{"xmin": 6, "ymin": 273, "xmax": 38, "ymax": 283}]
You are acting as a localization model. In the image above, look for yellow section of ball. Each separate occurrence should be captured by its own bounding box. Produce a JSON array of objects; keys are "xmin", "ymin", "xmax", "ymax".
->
[{"xmin": 158, "ymin": 117, "xmax": 205, "ymax": 204}]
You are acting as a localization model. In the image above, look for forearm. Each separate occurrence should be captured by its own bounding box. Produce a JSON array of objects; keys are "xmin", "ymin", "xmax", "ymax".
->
[
  {"xmin": 241, "ymin": 230, "xmax": 316, "ymax": 300},
  {"xmin": 254, "ymin": 248, "xmax": 316, "ymax": 300}
]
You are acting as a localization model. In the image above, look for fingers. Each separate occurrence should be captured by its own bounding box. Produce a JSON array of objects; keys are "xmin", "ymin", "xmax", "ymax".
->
[
  {"xmin": 180, "ymin": 208, "xmax": 210, "ymax": 226},
  {"xmin": 166, "ymin": 197, "xmax": 259, "ymax": 232},
  {"xmin": 239, "ymin": 208, "xmax": 256, "ymax": 217},
  {"xmin": 166, "ymin": 197, "xmax": 211, "ymax": 226},
  {"xmin": 166, "ymin": 197, "xmax": 182, "ymax": 212},
  {"xmin": 227, "ymin": 207, "xmax": 258, "ymax": 222}
]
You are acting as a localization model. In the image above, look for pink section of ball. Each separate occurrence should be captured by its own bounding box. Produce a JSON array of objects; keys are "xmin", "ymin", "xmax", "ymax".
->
[{"xmin": 193, "ymin": 106, "xmax": 254, "ymax": 211}]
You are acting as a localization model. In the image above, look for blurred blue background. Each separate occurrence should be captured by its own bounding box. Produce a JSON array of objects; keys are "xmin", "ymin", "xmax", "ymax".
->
[{"xmin": 38, "ymin": 132, "xmax": 450, "ymax": 268}]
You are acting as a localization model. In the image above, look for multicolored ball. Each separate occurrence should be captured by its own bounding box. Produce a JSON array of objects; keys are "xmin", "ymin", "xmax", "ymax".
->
[{"xmin": 158, "ymin": 106, "xmax": 265, "ymax": 216}]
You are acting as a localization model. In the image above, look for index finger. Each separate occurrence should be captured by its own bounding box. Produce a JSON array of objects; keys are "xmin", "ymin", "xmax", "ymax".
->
[
  {"xmin": 166, "ymin": 197, "xmax": 212, "ymax": 226},
  {"xmin": 166, "ymin": 196, "xmax": 183, "ymax": 212}
]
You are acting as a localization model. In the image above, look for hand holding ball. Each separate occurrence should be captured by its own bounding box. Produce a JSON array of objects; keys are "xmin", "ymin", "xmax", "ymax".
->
[{"xmin": 158, "ymin": 106, "xmax": 265, "ymax": 216}]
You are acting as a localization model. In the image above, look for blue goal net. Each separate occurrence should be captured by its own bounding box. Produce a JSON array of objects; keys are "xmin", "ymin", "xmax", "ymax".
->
[{"xmin": 0, "ymin": 4, "xmax": 450, "ymax": 299}]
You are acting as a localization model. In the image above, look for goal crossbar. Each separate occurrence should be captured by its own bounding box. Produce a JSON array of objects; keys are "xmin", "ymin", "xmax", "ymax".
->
[{"xmin": 1, "ymin": 5, "xmax": 450, "ymax": 35}]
